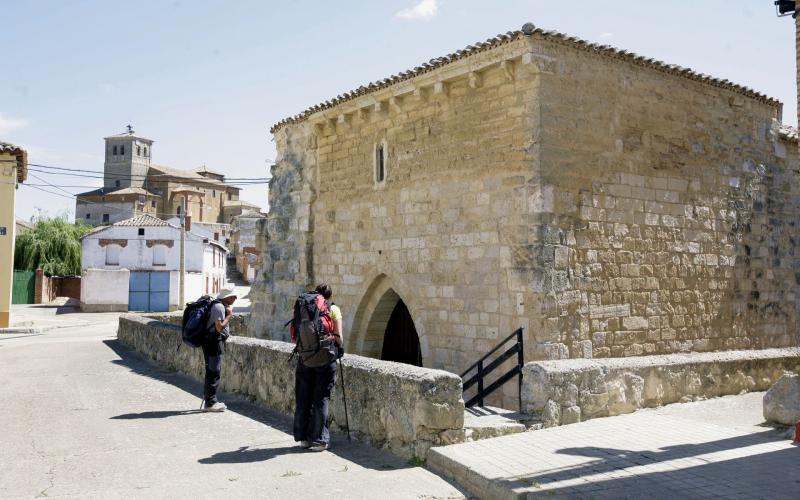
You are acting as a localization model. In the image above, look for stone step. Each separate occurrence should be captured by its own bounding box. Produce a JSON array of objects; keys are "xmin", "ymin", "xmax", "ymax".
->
[{"xmin": 463, "ymin": 406, "xmax": 541, "ymax": 442}]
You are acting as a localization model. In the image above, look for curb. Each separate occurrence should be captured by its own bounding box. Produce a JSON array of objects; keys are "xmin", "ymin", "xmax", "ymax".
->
[
  {"xmin": 0, "ymin": 326, "xmax": 55, "ymax": 334},
  {"xmin": 0, "ymin": 321, "xmax": 92, "ymax": 335}
]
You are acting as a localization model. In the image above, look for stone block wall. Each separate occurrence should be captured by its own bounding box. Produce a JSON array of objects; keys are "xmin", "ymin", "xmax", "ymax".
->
[
  {"xmin": 251, "ymin": 38, "xmax": 543, "ymax": 409},
  {"xmin": 118, "ymin": 314, "xmax": 465, "ymax": 459},
  {"xmin": 523, "ymin": 37, "xmax": 800, "ymax": 361},
  {"xmin": 522, "ymin": 348, "xmax": 800, "ymax": 426}
]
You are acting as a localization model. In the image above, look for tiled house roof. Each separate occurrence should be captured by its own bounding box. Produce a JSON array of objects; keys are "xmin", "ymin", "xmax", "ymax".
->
[
  {"xmin": 76, "ymin": 186, "xmax": 157, "ymax": 197},
  {"xmin": 112, "ymin": 214, "xmax": 175, "ymax": 227},
  {"xmin": 270, "ymin": 23, "xmax": 781, "ymax": 134},
  {"xmin": 0, "ymin": 141, "xmax": 27, "ymax": 183}
]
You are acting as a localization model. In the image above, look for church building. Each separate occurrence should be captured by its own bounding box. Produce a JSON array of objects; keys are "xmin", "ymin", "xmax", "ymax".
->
[{"xmin": 75, "ymin": 127, "xmax": 248, "ymax": 227}]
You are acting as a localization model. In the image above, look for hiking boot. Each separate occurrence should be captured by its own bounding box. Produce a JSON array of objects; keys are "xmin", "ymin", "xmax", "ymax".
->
[
  {"xmin": 309, "ymin": 442, "xmax": 329, "ymax": 452},
  {"xmin": 202, "ymin": 402, "xmax": 227, "ymax": 412}
]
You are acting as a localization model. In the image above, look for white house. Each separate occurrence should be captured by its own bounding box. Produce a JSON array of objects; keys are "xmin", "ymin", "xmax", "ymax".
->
[{"xmin": 80, "ymin": 214, "xmax": 228, "ymax": 312}]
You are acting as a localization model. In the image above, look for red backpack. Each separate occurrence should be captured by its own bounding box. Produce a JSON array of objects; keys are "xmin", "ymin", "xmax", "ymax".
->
[{"xmin": 290, "ymin": 292, "xmax": 335, "ymax": 367}]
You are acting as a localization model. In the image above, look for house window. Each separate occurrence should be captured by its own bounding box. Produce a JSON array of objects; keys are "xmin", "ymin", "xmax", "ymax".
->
[
  {"xmin": 102, "ymin": 214, "xmax": 110, "ymax": 223},
  {"xmin": 151, "ymin": 200, "xmax": 156, "ymax": 208},
  {"xmin": 375, "ymin": 142, "xmax": 386, "ymax": 183},
  {"xmin": 112, "ymin": 145, "xmax": 118, "ymax": 155},
  {"xmin": 227, "ymin": 192, "xmax": 232, "ymax": 201},
  {"xmin": 137, "ymin": 145, "xmax": 141, "ymax": 156},
  {"xmin": 214, "ymin": 232, "xmax": 219, "ymax": 241},
  {"xmin": 153, "ymin": 245, "xmax": 166, "ymax": 266},
  {"xmin": 115, "ymin": 180, "xmax": 120, "ymax": 187},
  {"xmin": 138, "ymin": 228, "xmax": 145, "ymax": 236},
  {"xmin": 144, "ymin": 146, "xmax": 148, "ymax": 157},
  {"xmin": 120, "ymin": 145, "xmax": 125, "ymax": 155},
  {"xmin": 105, "ymin": 245, "xmax": 120, "ymax": 265},
  {"xmin": 212, "ymin": 190, "xmax": 216, "ymax": 198},
  {"xmin": 85, "ymin": 213, "xmax": 90, "ymax": 219}
]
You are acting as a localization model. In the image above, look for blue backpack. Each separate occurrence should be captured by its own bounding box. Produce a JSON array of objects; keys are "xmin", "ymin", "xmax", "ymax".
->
[{"xmin": 181, "ymin": 295, "xmax": 219, "ymax": 348}]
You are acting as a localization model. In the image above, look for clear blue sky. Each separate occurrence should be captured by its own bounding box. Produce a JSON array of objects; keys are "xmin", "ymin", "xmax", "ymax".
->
[{"xmin": 1, "ymin": 0, "xmax": 794, "ymax": 221}]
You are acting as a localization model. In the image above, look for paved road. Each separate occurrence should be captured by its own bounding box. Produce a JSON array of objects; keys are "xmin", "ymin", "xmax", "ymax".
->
[
  {"xmin": 430, "ymin": 392, "xmax": 800, "ymax": 499},
  {"xmin": 0, "ymin": 311, "xmax": 464, "ymax": 500}
]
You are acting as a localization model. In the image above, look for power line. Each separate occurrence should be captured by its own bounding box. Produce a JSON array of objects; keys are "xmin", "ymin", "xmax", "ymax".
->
[
  {"xmin": 27, "ymin": 162, "xmax": 270, "ymax": 181},
  {"xmin": 27, "ymin": 168, "xmax": 269, "ymax": 186}
]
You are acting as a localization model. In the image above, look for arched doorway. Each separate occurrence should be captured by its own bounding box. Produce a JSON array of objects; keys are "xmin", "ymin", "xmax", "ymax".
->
[
  {"xmin": 380, "ymin": 299, "xmax": 422, "ymax": 366},
  {"xmin": 349, "ymin": 274, "xmax": 425, "ymax": 366}
]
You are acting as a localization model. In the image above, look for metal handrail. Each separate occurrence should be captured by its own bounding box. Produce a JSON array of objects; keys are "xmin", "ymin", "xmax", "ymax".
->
[{"xmin": 460, "ymin": 327, "xmax": 524, "ymax": 410}]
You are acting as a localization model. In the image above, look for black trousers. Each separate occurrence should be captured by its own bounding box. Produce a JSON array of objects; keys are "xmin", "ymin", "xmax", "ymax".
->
[
  {"xmin": 202, "ymin": 339, "xmax": 224, "ymax": 405},
  {"xmin": 293, "ymin": 360, "xmax": 337, "ymax": 445}
]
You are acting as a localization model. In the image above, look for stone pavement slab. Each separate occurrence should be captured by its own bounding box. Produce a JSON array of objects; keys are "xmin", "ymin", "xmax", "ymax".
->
[
  {"xmin": 429, "ymin": 393, "xmax": 800, "ymax": 499},
  {"xmin": 0, "ymin": 319, "xmax": 464, "ymax": 500}
]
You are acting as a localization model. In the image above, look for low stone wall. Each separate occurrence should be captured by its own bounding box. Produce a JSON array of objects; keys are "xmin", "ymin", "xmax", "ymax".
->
[
  {"xmin": 117, "ymin": 314, "xmax": 465, "ymax": 459},
  {"xmin": 522, "ymin": 348, "xmax": 800, "ymax": 427},
  {"xmin": 143, "ymin": 312, "xmax": 250, "ymax": 336}
]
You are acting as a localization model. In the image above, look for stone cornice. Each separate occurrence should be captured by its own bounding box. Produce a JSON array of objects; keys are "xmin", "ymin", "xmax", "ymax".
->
[{"xmin": 270, "ymin": 23, "xmax": 782, "ymax": 135}]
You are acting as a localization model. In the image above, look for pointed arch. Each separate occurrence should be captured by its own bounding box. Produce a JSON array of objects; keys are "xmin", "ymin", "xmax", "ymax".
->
[{"xmin": 348, "ymin": 273, "xmax": 428, "ymax": 365}]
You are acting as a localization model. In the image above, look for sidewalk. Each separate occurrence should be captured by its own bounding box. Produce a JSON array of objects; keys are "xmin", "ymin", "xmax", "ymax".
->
[
  {"xmin": 429, "ymin": 393, "xmax": 799, "ymax": 499},
  {"xmin": 0, "ymin": 320, "xmax": 464, "ymax": 499}
]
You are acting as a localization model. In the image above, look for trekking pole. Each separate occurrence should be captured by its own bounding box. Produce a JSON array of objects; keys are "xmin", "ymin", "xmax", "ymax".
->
[{"xmin": 338, "ymin": 358, "xmax": 351, "ymax": 442}]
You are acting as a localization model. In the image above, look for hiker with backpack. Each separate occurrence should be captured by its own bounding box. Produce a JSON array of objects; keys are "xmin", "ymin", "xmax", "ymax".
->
[
  {"xmin": 201, "ymin": 288, "xmax": 237, "ymax": 412},
  {"xmin": 291, "ymin": 283, "xmax": 343, "ymax": 451}
]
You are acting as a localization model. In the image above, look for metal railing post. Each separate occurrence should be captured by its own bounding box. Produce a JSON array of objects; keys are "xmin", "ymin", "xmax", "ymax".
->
[
  {"xmin": 477, "ymin": 359, "xmax": 484, "ymax": 407},
  {"xmin": 517, "ymin": 327, "xmax": 524, "ymax": 412}
]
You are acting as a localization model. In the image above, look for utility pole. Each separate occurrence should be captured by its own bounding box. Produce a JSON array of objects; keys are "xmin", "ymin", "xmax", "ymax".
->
[
  {"xmin": 179, "ymin": 194, "xmax": 187, "ymax": 307},
  {"xmin": 173, "ymin": 188, "xmax": 202, "ymax": 307}
]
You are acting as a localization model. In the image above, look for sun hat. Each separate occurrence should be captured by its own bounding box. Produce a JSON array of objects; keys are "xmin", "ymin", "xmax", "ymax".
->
[{"xmin": 217, "ymin": 288, "xmax": 237, "ymax": 300}]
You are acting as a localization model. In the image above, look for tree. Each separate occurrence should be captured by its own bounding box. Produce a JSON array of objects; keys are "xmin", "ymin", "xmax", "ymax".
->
[{"xmin": 14, "ymin": 217, "xmax": 91, "ymax": 276}]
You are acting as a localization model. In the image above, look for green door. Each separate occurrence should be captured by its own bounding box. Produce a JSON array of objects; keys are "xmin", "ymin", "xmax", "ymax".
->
[{"xmin": 12, "ymin": 270, "xmax": 35, "ymax": 304}]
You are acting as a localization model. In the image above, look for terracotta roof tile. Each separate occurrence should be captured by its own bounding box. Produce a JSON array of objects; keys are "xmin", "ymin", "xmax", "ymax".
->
[
  {"xmin": 112, "ymin": 214, "xmax": 175, "ymax": 227},
  {"xmin": 270, "ymin": 23, "xmax": 781, "ymax": 134}
]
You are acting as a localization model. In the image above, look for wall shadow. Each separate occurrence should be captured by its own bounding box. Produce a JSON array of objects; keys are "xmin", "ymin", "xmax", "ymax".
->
[
  {"xmin": 494, "ymin": 431, "xmax": 799, "ymax": 498},
  {"xmin": 102, "ymin": 339, "xmax": 425, "ymax": 473}
]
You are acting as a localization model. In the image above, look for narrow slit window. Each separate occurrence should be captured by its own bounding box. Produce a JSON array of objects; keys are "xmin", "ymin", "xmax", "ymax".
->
[{"xmin": 376, "ymin": 144, "xmax": 385, "ymax": 183}]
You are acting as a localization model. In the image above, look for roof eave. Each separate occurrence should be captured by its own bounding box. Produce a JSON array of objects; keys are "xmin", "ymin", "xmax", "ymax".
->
[{"xmin": 269, "ymin": 24, "xmax": 782, "ymax": 134}]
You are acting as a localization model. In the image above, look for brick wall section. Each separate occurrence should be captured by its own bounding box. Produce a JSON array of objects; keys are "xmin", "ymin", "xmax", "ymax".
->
[{"xmin": 34, "ymin": 270, "xmax": 81, "ymax": 304}]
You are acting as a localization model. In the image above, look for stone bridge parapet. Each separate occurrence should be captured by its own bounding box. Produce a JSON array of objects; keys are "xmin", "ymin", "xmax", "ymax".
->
[
  {"xmin": 522, "ymin": 348, "xmax": 800, "ymax": 427},
  {"xmin": 117, "ymin": 314, "xmax": 465, "ymax": 459}
]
